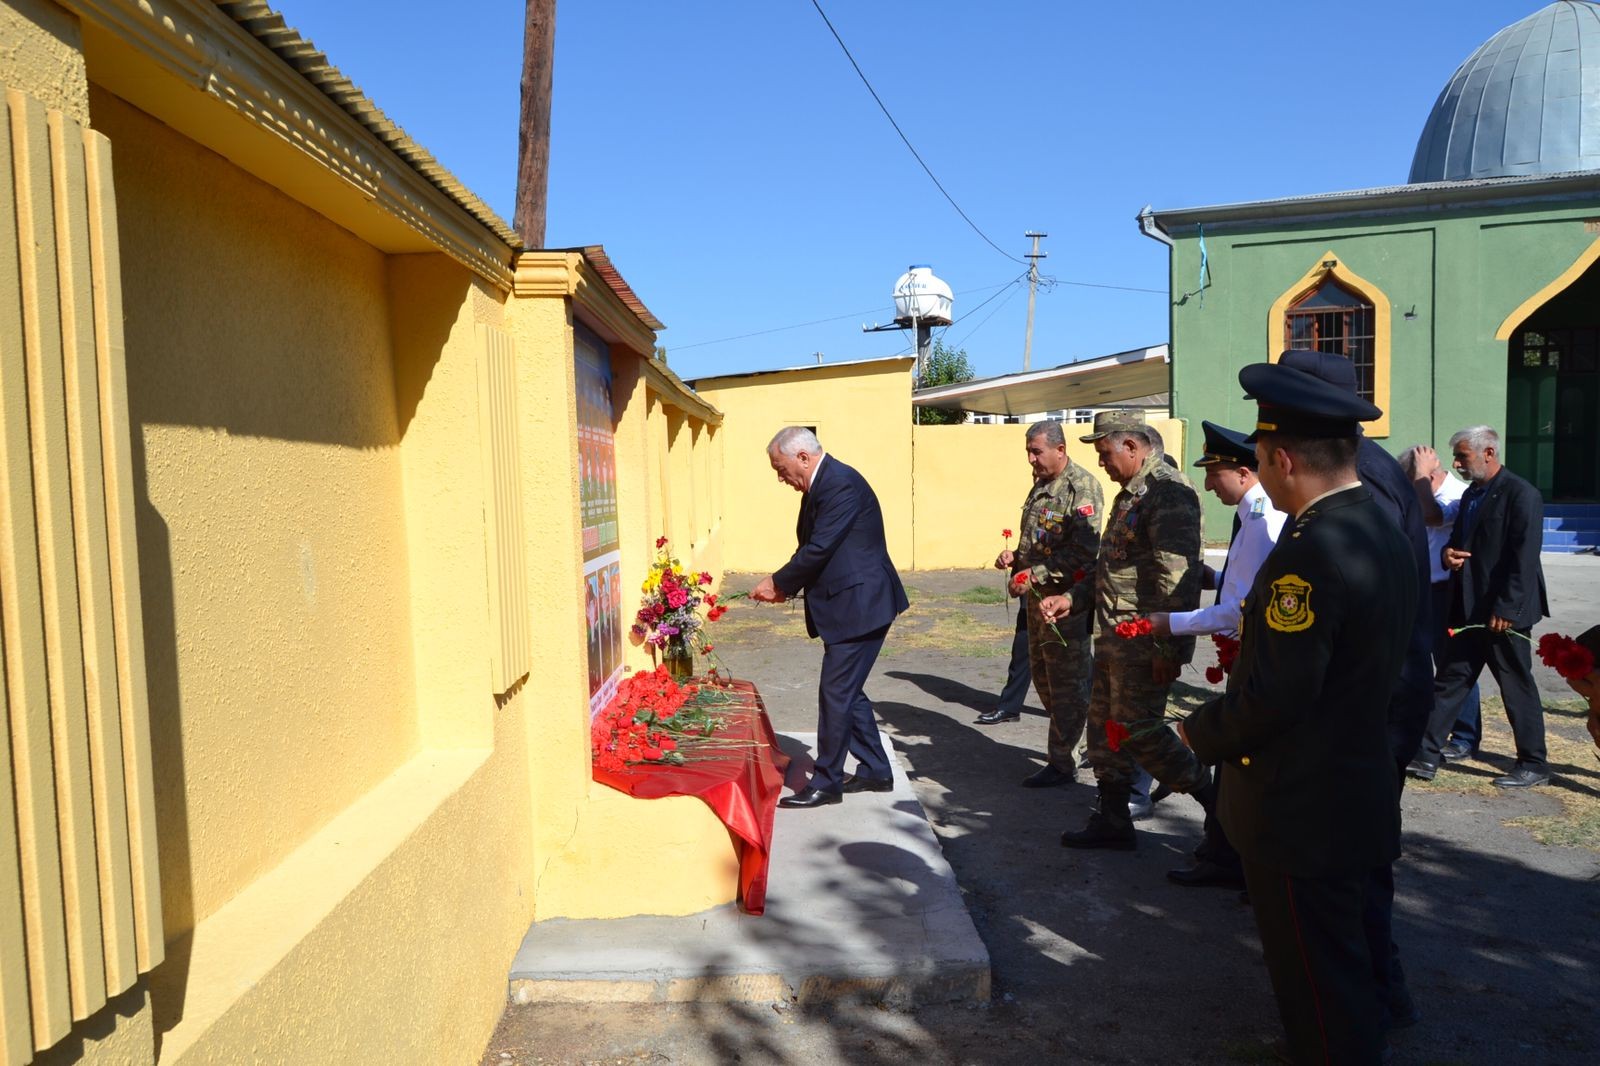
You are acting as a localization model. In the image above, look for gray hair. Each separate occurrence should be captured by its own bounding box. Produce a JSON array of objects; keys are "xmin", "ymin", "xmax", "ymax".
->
[
  {"xmin": 1144, "ymin": 424, "xmax": 1166, "ymax": 455},
  {"xmin": 1448, "ymin": 425, "xmax": 1499, "ymax": 453},
  {"xmin": 768, "ymin": 426, "xmax": 823, "ymax": 457},
  {"xmin": 1025, "ymin": 420, "xmax": 1065, "ymax": 447}
]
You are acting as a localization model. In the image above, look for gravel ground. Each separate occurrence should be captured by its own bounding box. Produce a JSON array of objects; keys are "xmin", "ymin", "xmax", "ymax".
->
[{"xmin": 484, "ymin": 561, "xmax": 1600, "ymax": 1066}]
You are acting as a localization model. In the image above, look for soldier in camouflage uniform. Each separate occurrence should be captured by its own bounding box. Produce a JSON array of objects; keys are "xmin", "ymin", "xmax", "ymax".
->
[
  {"xmin": 998, "ymin": 420, "xmax": 1103, "ymax": 787},
  {"xmin": 1039, "ymin": 410, "xmax": 1215, "ymax": 849}
]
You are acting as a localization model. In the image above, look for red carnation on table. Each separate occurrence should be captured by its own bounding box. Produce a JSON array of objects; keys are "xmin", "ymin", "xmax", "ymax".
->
[
  {"xmin": 1105, "ymin": 720, "xmax": 1131, "ymax": 753},
  {"xmin": 698, "ymin": 571, "xmax": 714, "ymax": 586}
]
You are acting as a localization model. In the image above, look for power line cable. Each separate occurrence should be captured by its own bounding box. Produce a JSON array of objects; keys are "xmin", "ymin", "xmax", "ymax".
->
[
  {"xmin": 672, "ymin": 279, "xmax": 1016, "ymax": 351},
  {"xmin": 947, "ymin": 282, "xmax": 1025, "ymax": 351},
  {"xmin": 807, "ymin": 0, "xmax": 1026, "ymax": 266},
  {"xmin": 1041, "ymin": 275, "xmax": 1167, "ymax": 295}
]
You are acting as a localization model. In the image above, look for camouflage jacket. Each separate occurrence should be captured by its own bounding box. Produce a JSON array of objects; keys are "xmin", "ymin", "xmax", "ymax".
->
[
  {"xmin": 1014, "ymin": 462, "xmax": 1103, "ymax": 603},
  {"xmin": 1075, "ymin": 454, "xmax": 1203, "ymax": 662}
]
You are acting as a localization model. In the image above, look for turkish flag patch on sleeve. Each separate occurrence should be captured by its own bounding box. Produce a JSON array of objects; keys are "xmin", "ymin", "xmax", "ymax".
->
[{"xmin": 1077, "ymin": 504, "xmax": 1095, "ymax": 517}]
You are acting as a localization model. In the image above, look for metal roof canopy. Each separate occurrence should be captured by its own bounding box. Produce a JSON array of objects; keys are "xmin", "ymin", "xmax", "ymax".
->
[{"xmin": 912, "ymin": 345, "xmax": 1169, "ymax": 416}]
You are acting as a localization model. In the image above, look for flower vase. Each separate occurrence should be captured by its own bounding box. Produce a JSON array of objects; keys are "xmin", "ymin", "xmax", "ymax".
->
[{"xmin": 662, "ymin": 641, "xmax": 694, "ymax": 683}]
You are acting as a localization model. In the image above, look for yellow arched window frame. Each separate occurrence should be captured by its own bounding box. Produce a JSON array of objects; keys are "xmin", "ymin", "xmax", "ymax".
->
[{"xmin": 1266, "ymin": 251, "xmax": 1392, "ymax": 437}]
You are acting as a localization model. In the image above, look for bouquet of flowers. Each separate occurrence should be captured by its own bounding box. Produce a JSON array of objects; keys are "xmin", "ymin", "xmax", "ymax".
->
[{"xmin": 632, "ymin": 538, "xmax": 727, "ymax": 675}]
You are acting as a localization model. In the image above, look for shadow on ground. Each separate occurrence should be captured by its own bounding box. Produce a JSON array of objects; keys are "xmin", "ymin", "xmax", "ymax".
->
[{"xmin": 484, "ymin": 569, "xmax": 1600, "ymax": 1066}]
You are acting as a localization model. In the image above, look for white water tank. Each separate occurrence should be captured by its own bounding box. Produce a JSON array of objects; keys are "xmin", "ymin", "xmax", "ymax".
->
[{"xmin": 892, "ymin": 265, "xmax": 953, "ymax": 326}]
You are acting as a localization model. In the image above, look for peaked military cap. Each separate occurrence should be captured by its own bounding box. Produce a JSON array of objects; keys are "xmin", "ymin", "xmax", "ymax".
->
[
  {"xmin": 1240, "ymin": 358, "xmax": 1381, "ymax": 441},
  {"xmin": 1193, "ymin": 420, "xmax": 1257, "ymax": 469},
  {"xmin": 1079, "ymin": 409, "xmax": 1148, "ymax": 443},
  {"xmin": 1276, "ymin": 348, "xmax": 1359, "ymax": 394}
]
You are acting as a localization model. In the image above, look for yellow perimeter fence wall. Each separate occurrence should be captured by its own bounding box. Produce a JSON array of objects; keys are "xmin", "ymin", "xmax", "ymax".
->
[
  {"xmin": 691, "ymin": 358, "xmax": 915, "ymax": 574},
  {"xmin": 698, "ymin": 353, "xmax": 1186, "ymax": 573},
  {"xmin": 910, "ymin": 419, "xmax": 1187, "ymax": 569}
]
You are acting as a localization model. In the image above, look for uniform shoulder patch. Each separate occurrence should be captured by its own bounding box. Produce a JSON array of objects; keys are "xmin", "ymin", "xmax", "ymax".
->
[
  {"xmin": 1265, "ymin": 574, "xmax": 1314, "ymax": 633},
  {"xmin": 1077, "ymin": 503, "xmax": 1095, "ymax": 517},
  {"xmin": 1250, "ymin": 497, "xmax": 1266, "ymax": 516}
]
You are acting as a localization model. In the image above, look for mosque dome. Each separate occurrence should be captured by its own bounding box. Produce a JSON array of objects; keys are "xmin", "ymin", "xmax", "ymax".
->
[{"xmin": 1409, "ymin": 1, "xmax": 1600, "ymax": 183}]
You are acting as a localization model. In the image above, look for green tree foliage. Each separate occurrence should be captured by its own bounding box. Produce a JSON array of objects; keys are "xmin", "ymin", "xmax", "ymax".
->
[{"xmin": 916, "ymin": 339, "xmax": 974, "ymax": 424}]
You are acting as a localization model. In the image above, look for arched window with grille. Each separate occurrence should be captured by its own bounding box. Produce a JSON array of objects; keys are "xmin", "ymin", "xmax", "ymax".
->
[
  {"xmin": 1268, "ymin": 252, "xmax": 1392, "ymax": 436},
  {"xmin": 1284, "ymin": 277, "xmax": 1375, "ymax": 403}
]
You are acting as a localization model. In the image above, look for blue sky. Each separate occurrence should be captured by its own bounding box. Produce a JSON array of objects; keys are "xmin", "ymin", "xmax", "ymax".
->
[{"xmin": 284, "ymin": 1, "xmax": 1537, "ymax": 381}]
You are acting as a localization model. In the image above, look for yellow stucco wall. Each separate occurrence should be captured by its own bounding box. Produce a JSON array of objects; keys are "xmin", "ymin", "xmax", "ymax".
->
[
  {"xmin": 693, "ymin": 358, "xmax": 916, "ymax": 574},
  {"xmin": 1, "ymin": 0, "xmax": 89, "ymax": 124},
  {"xmin": 3, "ymin": 5, "xmax": 739, "ymax": 1063},
  {"xmin": 910, "ymin": 419, "xmax": 1189, "ymax": 568},
  {"xmin": 95, "ymin": 87, "xmax": 425, "ymax": 941}
]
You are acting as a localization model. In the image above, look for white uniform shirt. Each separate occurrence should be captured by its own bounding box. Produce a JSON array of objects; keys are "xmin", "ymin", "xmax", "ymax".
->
[
  {"xmin": 1428, "ymin": 473, "xmax": 1468, "ymax": 584},
  {"xmin": 1169, "ymin": 481, "xmax": 1286, "ymax": 638}
]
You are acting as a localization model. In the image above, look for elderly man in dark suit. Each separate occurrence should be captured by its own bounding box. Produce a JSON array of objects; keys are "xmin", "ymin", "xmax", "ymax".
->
[
  {"xmin": 1408, "ymin": 425, "xmax": 1551, "ymax": 788},
  {"xmin": 751, "ymin": 427, "xmax": 909, "ymax": 809}
]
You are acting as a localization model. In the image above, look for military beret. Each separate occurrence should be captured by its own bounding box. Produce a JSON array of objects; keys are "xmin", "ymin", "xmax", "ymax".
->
[
  {"xmin": 1079, "ymin": 409, "xmax": 1148, "ymax": 443},
  {"xmin": 1240, "ymin": 360, "xmax": 1381, "ymax": 441},
  {"xmin": 1193, "ymin": 420, "xmax": 1257, "ymax": 469}
]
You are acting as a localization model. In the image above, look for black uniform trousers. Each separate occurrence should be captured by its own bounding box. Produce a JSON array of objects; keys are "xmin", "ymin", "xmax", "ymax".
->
[
  {"xmin": 1243, "ymin": 860, "xmax": 1386, "ymax": 1066},
  {"xmin": 1418, "ymin": 627, "xmax": 1546, "ymax": 770},
  {"xmin": 995, "ymin": 605, "xmax": 1032, "ymax": 714},
  {"xmin": 810, "ymin": 624, "xmax": 893, "ymax": 792}
]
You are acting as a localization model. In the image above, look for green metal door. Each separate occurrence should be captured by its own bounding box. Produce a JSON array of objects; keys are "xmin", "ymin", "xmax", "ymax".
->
[{"xmin": 1506, "ymin": 333, "xmax": 1557, "ymax": 497}]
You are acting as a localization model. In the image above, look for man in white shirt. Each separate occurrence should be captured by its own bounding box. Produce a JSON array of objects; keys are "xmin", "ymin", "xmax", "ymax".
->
[
  {"xmin": 1402, "ymin": 445, "xmax": 1481, "ymax": 761},
  {"xmin": 1148, "ymin": 420, "xmax": 1286, "ymax": 888}
]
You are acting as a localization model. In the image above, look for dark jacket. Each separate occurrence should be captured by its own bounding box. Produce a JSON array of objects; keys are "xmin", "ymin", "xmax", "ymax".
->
[
  {"xmin": 773, "ymin": 457, "xmax": 908, "ymax": 643},
  {"xmin": 1445, "ymin": 466, "xmax": 1548, "ymax": 630},
  {"xmin": 1357, "ymin": 437, "xmax": 1436, "ymax": 765},
  {"xmin": 1185, "ymin": 485, "xmax": 1417, "ymax": 877}
]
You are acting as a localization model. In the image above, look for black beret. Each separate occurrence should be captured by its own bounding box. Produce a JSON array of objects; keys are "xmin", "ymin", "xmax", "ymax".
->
[
  {"xmin": 1193, "ymin": 420, "xmax": 1257, "ymax": 469},
  {"xmin": 1239, "ymin": 361, "xmax": 1382, "ymax": 441}
]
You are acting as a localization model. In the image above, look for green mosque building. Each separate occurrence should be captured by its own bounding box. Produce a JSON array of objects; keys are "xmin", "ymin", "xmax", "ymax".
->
[{"xmin": 1142, "ymin": 0, "xmax": 1600, "ymax": 549}]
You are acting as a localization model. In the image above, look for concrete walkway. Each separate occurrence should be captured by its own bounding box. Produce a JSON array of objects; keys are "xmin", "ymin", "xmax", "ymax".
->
[{"xmin": 508, "ymin": 731, "xmax": 990, "ymax": 1007}]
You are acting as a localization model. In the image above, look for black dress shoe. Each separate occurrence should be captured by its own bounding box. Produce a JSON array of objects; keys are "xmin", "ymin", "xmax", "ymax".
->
[
  {"xmin": 975, "ymin": 707, "xmax": 1020, "ymax": 724},
  {"xmin": 1166, "ymin": 860, "xmax": 1247, "ymax": 890},
  {"xmin": 1441, "ymin": 739, "xmax": 1472, "ymax": 763},
  {"xmin": 779, "ymin": 787, "xmax": 843, "ymax": 809},
  {"xmin": 1404, "ymin": 759, "xmax": 1437, "ymax": 781},
  {"xmin": 1493, "ymin": 767, "xmax": 1551, "ymax": 789},
  {"xmin": 841, "ymin": 773, "xmax": 893, "ymax": 793},
  {"xmin": 1021, "ymin": 764, "xmax": 1075, "ymax": 788}
]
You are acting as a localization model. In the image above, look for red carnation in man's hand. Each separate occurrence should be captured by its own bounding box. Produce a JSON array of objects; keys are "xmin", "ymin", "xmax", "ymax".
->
[
  {"xmin": 1105, "ymin": 720, "xmax": 1131, "ymax": 753},
  {"xmin": 1002, "ymin": 528, "xmax": 1013, "ymax": 539},
  {"xmin": 1012, "ymin": 572, "xmax": 1030, "ymax": 588}
]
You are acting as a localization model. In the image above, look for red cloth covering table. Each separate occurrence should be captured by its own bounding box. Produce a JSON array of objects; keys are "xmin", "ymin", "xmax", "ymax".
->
[{"xmin": 591, "ymin": 680, "xmax": 789, "ymax": 915}]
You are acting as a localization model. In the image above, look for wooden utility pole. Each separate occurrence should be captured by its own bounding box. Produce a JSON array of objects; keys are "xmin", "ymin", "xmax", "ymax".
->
[
  {"xmin": 514, "ymin": 0, "xmax": 557, "ymax": 248},
  {"xmin": 1022, "ymin": 231, "xmax": 1047, "ymax": 371}
]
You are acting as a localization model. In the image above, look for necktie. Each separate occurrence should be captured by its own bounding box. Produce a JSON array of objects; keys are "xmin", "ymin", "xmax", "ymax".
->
[{"xmin": 1214, "ymin": 512, "xmax": 1243, "ymax": 605}]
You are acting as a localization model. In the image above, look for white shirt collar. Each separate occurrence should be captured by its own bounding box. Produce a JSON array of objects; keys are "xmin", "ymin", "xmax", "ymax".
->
[{"xmin": 804, "ymin": 452, "xmax": 827, "ymax": 492}]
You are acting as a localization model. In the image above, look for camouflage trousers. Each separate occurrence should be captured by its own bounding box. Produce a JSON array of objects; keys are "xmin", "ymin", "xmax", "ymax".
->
[
  {"xmin": 1026, "ymin": 605, "xmax": 1091, "ymax": 771},
  {"xmin": 1085, "ymin": 652, "xmax": 1210, "ymax": 792}
]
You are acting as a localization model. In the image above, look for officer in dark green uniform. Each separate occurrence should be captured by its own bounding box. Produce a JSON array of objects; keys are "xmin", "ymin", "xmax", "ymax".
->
[{"xmin": 1181, "ymin": 362, "xmax": 1417, "ymax": 1066}]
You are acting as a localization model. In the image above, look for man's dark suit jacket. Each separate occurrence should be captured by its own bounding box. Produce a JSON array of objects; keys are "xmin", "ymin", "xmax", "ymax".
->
[
  {"xmin": 772, "ymin": 457, "xmax": 908, "ymax": 644},
  {"xmin": 1186, "ymin": 485, "xmax": 1416, "ymax": 877},
  {"xmin": 1358, "ymin": 437, "xmax": 1436, "ymax": 760},
  {"xmin": 1446, "ymin": 467, "xmax": 1548, "ymax": 630}
]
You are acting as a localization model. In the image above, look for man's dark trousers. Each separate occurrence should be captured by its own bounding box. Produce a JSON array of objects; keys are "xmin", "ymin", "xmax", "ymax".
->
[
  {"xmin": 1245, "ymin": 861, "xmax": 1385, "ymax": 1065},
  {"xmin": 995, "ymin": 606, "xmax": 1031, "ymax": 714},
  {"xmin": 1430, "ymin": 581, "xmax": 1481, "ymax": 750},
  {"xmin": 811, "ymin": 623, "xmax": 893, "ymax": 793},
  {"xmin": 1420, "ymin": 627, "xmax": 1546, "ymax": 769}
]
